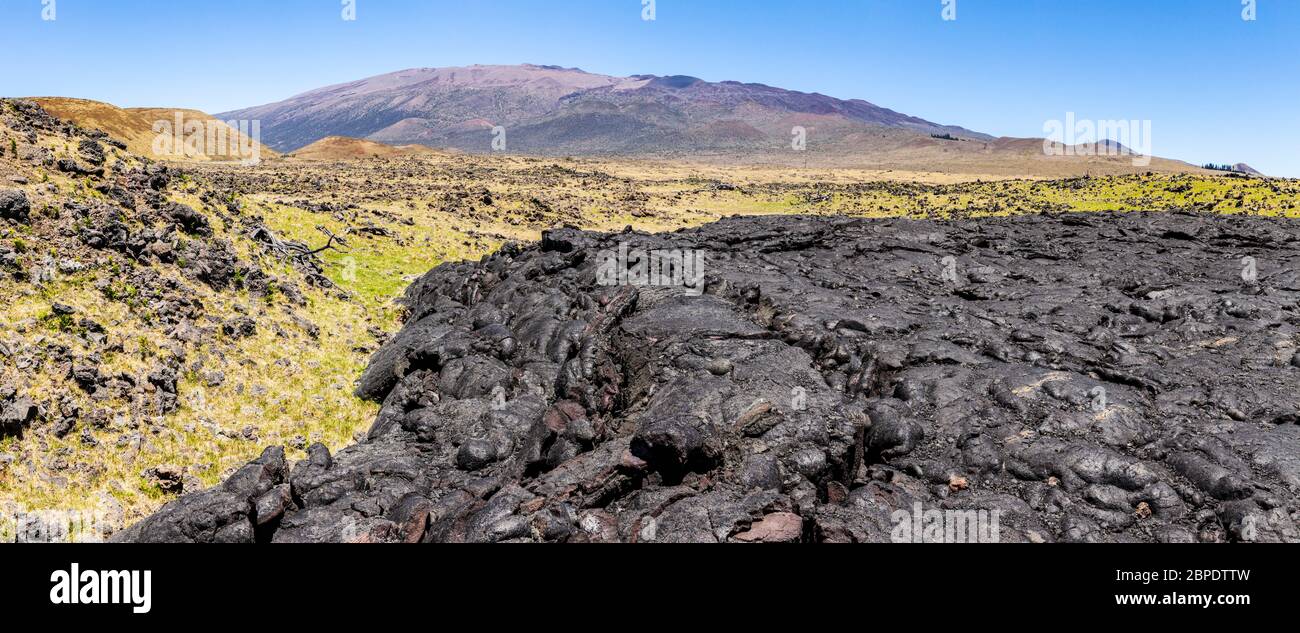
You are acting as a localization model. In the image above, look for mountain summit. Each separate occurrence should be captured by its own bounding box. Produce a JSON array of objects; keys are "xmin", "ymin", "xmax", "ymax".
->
[{"xmin": 220, "ymin": 64, "xmax": 987, "ymax": 156}]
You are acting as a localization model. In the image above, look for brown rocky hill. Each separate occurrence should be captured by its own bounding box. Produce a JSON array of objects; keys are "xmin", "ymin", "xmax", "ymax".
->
[
  {"xmin": 30, "ymin": 97, "xmax": 277, "ymax": 163},
  {"xmin": 288, "ymin": 136, "xmax": 447, "ymax": 161}
]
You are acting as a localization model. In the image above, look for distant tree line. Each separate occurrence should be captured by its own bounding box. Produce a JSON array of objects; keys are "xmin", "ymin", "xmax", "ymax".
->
[
  {"xmin": 931, "ymin": 133, "xmax": 960, "ymax": 141},
  {"xmin": 1203, "ymin": 163, "xmax": 1243, "ymax": 173}
]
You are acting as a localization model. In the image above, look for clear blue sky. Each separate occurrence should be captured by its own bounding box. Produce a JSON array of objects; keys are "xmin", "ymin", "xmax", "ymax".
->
[{"xmin": 2, "ymin": 0, "xmax": 1297, "ymax": 175}]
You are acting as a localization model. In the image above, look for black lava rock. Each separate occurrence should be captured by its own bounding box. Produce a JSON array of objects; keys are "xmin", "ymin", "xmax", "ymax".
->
[
  {"xmin": 0, "ymin": 189, "xmax": 30, "ymax": 223},
  {"xmin": 119, "ymin": 213, "xmax": 1300, "ymax": 543}
]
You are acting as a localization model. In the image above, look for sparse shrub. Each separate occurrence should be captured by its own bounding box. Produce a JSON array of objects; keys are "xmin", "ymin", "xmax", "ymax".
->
[
  {"xmin": 39, "ymin": 311, "xmax": 79, "ymax": 334},
  {"xmin": 102, "ymin": 280, "xmax": 140, "ymax": 305}
]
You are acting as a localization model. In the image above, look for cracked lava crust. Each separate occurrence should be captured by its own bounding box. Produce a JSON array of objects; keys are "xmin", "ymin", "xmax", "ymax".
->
[{"xmin": 117, "ymin": 212, "xmax": 1300, "ymax": 543}]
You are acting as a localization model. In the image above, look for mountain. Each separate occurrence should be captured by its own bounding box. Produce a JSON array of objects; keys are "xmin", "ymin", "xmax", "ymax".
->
[
  {"xmin": 288, "ymin": 135, "xmax": 448, "ymax": 160},
  {"xmin": 30, "ymin": 97, "xmax": 277, "ymax": 162},
  {"xmin": 219, "ymin": 64, "xmax": 989, "ymax": 156},
  {"xmin": 28, "ymin": 87, "xmax": 1209, "ymax": 177},
  {"xmin": 0, "ymin": 98, "xmax": 334, "ymax": 529}
]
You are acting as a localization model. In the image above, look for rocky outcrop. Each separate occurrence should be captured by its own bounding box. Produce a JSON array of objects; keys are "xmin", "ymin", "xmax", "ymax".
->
[
  {"xmin": 0, "ymin": 98, "xmax": 335, "ymax": 516},
  {"xmin": 0, "ymin": 189, "xmax": 30, "ymax": 223},
  {"xmin": 113, "ymin": 448, "xmax": 288, "ymax": 543},
  {"xmin": 0, "ymin": 388, "xmax": 39, "ymax": 439},
  {"xmin": 119, "ymin": 212, "xmax": 1300, "ymax": 543}
]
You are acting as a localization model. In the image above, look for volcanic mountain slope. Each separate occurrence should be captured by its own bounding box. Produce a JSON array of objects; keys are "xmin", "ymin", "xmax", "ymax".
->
[
  {"xmin": 119, "ymin": 212, "xmax": 1300, "ymax": 543},
  {"xmin": 30, "ymin": 98, "xmax": 276, "ymax": 162},
  {"xmin": 219, "ymin": 64, "xmax": 988, "ymax": 155},
  {"xmin": 219, "ymin": 64, "xmax": 1215, "ymax": 175}
]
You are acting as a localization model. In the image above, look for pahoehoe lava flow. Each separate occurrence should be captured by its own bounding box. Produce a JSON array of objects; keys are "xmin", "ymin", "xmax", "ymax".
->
[{"xmin": 116, "ymin": 212, "xmax": 1300, "ymax": 543}]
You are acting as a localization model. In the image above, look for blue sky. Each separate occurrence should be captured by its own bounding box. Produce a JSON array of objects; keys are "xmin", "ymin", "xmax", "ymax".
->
[{"xmin": 2, "ymin": 0, "xmax": 1297, "ymax": 175}]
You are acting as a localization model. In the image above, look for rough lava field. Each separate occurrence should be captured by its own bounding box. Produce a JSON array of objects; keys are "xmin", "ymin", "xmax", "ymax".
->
[
  {"xmin": 2, "ymin": 97, "xmax": 1298, "ymax": 543},
  {"xmin": 119, "ymin": 212, "xmax": 1300, "ymax": 543}
]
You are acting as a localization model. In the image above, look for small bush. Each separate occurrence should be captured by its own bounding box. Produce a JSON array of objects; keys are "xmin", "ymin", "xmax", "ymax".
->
[
  {"xmin": 137, "ymin": 336, "xmax": 156, "ymax": 360},
  {"xmin": 102, "ymin": 280, "xmax": 139, "ymax": 304},
  {"xmin": 40, "ymin": 311, "xmax": 80, "ymax": 334}
]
